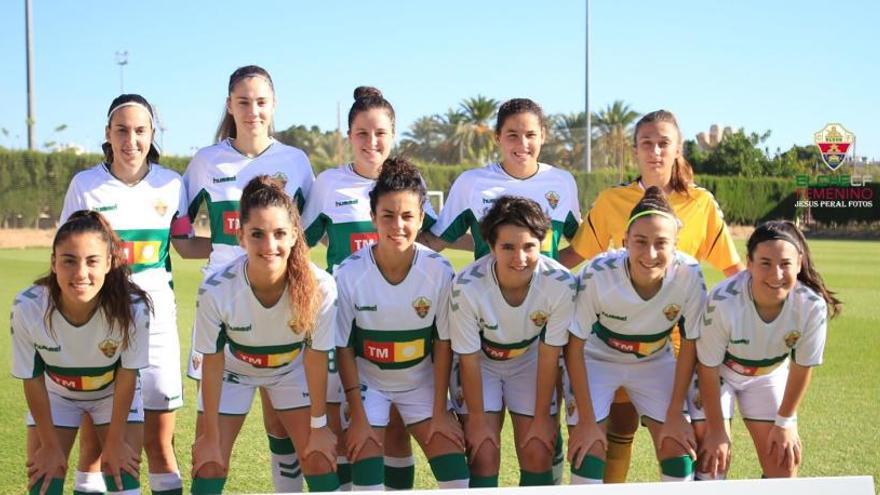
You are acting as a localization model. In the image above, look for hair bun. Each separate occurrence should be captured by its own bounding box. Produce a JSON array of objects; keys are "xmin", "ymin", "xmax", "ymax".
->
[
  {"xmin": 642, "ymin": 185, "xmax": 664, "ymax": 201},
  {"xmin": 354, "ymin": 86, "xmax": 383, "ymax": 100}
]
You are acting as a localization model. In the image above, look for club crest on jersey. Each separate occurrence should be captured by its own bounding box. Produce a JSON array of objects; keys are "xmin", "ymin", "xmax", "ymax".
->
[
  {"xmin": 784, "ymin": 330, "xmax": 801, "ymax": 349},
  {"xmin": 98, "ymin": 339, "xmax": 119, "ymax": 358},
  {"xmin": 545, "ymin": 191, "xmax": 560, "ymax": 209},
  {"xmin": 813, "ymin": 123, "xmax": 855, "ymax": 171},
  {"xmin": 271, "ymin": 172, "xmax": 288, "ymax": 187},
  {"xmin": 454, "ymin": 388, "xmax": 464, "ymax": 409},
  {"xmin": 566, "ymin": 399, "xmax": 576, "ymax": 417},
  {"xmin": 412, "ymin": 297, "xmax": 431, "ymax": 318},
  {"xmin": 663, "ymin": 304, "xmax": 681, "ymax": 322},
  {"xmin": 530, "ymin": 310, "xmax": 549, "ymax": 328},
  {"xmin": 192, "ymin": 353, "xmax": 202, "ymax": 371},
  {"xmin": 154, "ymin": 199, "xmax": 168, "ymax": 217}
]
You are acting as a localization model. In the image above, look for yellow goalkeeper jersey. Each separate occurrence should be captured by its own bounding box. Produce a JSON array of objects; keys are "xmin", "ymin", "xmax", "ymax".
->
[{"xmin": 570, "ymin": 181, "xmax": 741, "ymax": 273}]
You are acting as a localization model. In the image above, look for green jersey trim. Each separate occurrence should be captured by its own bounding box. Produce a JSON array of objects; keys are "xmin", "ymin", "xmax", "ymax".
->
[{"xmin": 350, "ymin": 324, "xmax": 435, "ymax": 370}]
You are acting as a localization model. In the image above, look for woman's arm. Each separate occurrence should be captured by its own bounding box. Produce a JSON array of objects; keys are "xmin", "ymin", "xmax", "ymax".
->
[
  {"xmin": 696, "ymin": 364, "xmax": 729, "ymax": 477},
  {"xmin": 563, "ymin": 335, "xmax": 606, "ymax": 467},
  {"xmin": 767, "ymin": 363, "xmax": 813, "ymax": 471},
  {"xmin": 171, "ymin": 236, "xmax": 213, "ymax": 259},
  {"xmin": 23, "ymin": 377, "xmax": 67, "ymax": 493},
  {"xmin": 101, "ymin": 367, "xmax": 141, "ymax": 490}
]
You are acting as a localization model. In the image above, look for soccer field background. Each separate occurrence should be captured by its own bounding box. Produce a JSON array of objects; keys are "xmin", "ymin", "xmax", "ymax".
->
[{"xmin": 0, "ymin": 240, "xmax": 877, "ymax": 493}]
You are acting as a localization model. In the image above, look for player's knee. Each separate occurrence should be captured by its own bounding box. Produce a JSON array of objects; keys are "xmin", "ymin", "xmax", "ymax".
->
[
  {"xmin": 518, "ymin": 445, "xmax": 552, "ymax": 472},
  {"xmin": 262, "ymin": 413, "xmax": 286, "ymax": 437},
  {"xmin": 658, "ymin": 436, "xmax": 689, "ymax": 459},
  {"xmin": 301, "ymin": 449, "xmax": 335, "ymax": 475},
  {"xmin": 468, "ymin": 448, "xmax": 500, "ymax": 476},
  {"xmin": 195, "ymin": 462, "xmax": 226, "ymax": 479}
]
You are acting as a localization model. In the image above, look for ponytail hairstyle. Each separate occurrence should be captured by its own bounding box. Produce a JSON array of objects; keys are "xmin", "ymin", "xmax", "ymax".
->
[
  {"xmin": 746, "ymin": 220, "xmax": 842, "ymax": 318},
  {"xmin": 495, "ymin": 98, "xmax": 547, "ymax": 135},
  {"xmin": 368, "ymin": 156, "xmax": 427, "ymax": 213},
  {"xmin": 480, "ymin": 196, "xmax": 550, "ymax": 248},
  {"xmin": 625, "ymin": 185, "xmax": 681, "ymax": 233},
  {"xmin": 240, "ymin": 175, "xmax": 321, "ymax": 334},
  {"xmin": 348, "ymin": 86, "xmax": 395, "ymax": 134},
  {"xmin": 215, "ymin": 65, "xmax": 276, "ymax": 143},
  {"xmin": 102, "ymin": 94, "xmax": 161, "ymax": 165},
  {"xmin": 633, "ymin": 110, "xmax": 694, "ymax": 196},
  {"xmin": 36, "ymin": 210, "xmax": 152, "ymax": 351}
]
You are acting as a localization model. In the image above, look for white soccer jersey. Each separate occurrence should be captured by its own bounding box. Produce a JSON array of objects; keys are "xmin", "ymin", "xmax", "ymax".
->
[
  {"xmin": 430, "ymin": 162, "xmax": 581, "ymax": 260},
  {"xmin": 449, "ymin": 255, "xmax": 575, "ymax": 359},
  {"xmin": 193, "ymin": 256, "xmax": 336, "ymax": 378},
  {"xmin": 183, "ymin": 138, "xmax": 314, "ymax": 273},
  {"xmin": 301, "ymin": 164, "xmax": 438, "ymax": 272},
  {"xmin": 335, "ymin": 243, "xmax": 453, "ymax": 392},
  {"xmin": 574, "ymin": 249, "xmax": 707, "ymax": 364},
  {"xmin": 10, "ymin": 285, "xmax": 150, "ymax": 400},
  {"xmin": 61, "ymin": 162, "xmax": 189, "ymax": 292},
  {"xmin": 696, "ymin": 271, "xmax": 827, "ymax": 376}
]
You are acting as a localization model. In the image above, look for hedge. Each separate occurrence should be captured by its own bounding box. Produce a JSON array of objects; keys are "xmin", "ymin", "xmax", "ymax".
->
[{"xmin": 1, "ymin": 149, "xmax": 875, "ymax": 228}]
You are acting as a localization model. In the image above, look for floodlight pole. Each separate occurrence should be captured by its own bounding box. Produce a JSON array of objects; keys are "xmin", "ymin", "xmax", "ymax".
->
[
  {"xmin": 115, "ymin": 51, "xmax": 128, "ymax": 93},
  {"xmin": 585, "ymin": 0, "xmax": 591, "ymax": 173},
  {"xmin": 25, "ymin": 0, "xmax": 36, "ymax": 150}
]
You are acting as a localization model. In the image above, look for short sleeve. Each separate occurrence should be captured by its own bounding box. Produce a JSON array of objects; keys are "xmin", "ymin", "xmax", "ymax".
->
[
  {"xmin": 334, "ymin": 275, "xmax": 355, "ymax": 348},
  {"xmin": 543, "ymin": 275, "xmax": 577, "ymax": 347},
  {"xmin": 194, "ymin": 283, "xmax": 227, "ymax": 355},
  {"xmin": 433, "ymin": 269, "xmax": 454, "ymax": 341},
  {"xmin": 120, "ymin": 301, "xmax": 151, "ymax": 370},
  {"xmin": 292, "ymin": 152, "xmax": 315, "ymax": 213},
  {"xmin": 309, "ymin": 273, "xmax": 337, "ymax": 352},
  {"xmin": 302, "ymin": 174, "xmax": 328, "ymax": 247},
  {"xmin": 10, "ymin": 298, "xmax": 42, "ymax": 379},
  {"xmin": 792, "ymin": 299, "xmax": 827, "ymax": 367},
  {"xmin": 680, "ymin": 264, "xmax": 709, "ymax": 340},
  {"xmin": 572, "ymin": 265, "xmax": 600, "ymax": 340},
  {"xmin": 562, "ymin": 173, "xmax": 582, "ymax": 239},
  {"xmin": 171, "ymin": 175, "xmax": 194, "ymax": 238},
  {"xmin": 183, "ymin": 154, "xmax": 207, "ymax": 221},
  {"xmin": 60, "ymin": 175, "xmax": 86, "ymax": 224},
  {"xmin": 695, "ymin": 294, "xmax": 731, "ymax": 367},
  {"xmin": 697, "ymin": 194, "xmax": 741, "ymax": 273},
  {"xmin": 430, "ymin": 174, "xmax": 473, "ymax": 243},
  {"xmin": 570, "ymin": 199, "xmax": 610, "ymax": 260},
  {"xmin": 448, "ymin": 284, "xmax": 482, "ymax": 355}
]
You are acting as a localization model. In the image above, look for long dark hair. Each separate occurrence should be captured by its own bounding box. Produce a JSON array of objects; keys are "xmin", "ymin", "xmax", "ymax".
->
[
  {"xmin": 215, "ymin": 65, "xmax": 276, "ymax": 142},
  {"xmin": 633, "ymin": 110, "xmax": 694, "ymax": 196},
  {"xmin": 348, "ymin": 86, "xmax": 395, "ymax": 134},
  {"xmin": 746, "ymin": 220, "xmax": 842, "ymax": 318},
  {"xmin": 36, "ymin": 210, "xmax": 152, "ymax": 350},
  {"xmin": 102, "ymin": 94, "xmax": 160, "ymax": 165},
  {"xmin": 240, "ymin": 176, "xmax": 321, "ymax": 334}
]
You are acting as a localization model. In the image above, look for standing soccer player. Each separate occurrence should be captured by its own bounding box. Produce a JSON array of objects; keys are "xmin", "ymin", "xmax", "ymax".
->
[{"xmin": 183, "ymin": 65, "xmax": 315, "ymax": 492}]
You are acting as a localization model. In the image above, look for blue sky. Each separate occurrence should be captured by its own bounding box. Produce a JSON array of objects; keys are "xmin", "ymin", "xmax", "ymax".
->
[{"xmin": 1, "ymin": 0, "xmax": 877, "ymax": 160}]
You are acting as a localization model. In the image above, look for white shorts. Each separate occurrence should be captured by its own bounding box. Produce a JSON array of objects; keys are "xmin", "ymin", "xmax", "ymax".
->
[
  {"xmin": 197, "ymin": 366, "xmax": 311, "ymax": 415},
  {"xmin": 690, "ymin": 362, "xmax": 789, "ymax": 422},
  {"xmin": 361, "ymin": 382, "xmax": 438, "ymax": 427},
  {"xmin": 190, "ymin": 348, "xmax": 342, "ymax": 404},
  {"xmin": 451, "ymin": 345, "xmax": 558, "ymax": 417},
  {"xmin": 566, "ymin": 352, "xmax": 675, "ymax": 425},
  {"xmin": 27, "ymin": 384, "xmax": 144, "ymax": 428},
  {"xmin": 142, "ymin": 290, "xmax": 183, "ymax": 411}
]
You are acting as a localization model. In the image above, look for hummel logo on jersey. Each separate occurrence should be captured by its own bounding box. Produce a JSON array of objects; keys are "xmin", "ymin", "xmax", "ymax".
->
[
  {"xmin": 601, "ymin": 311, "xmax": 627, "ymax": 321},
  {"xmin": 729, "ymin": 338, "xmax": 750, "ymax": 344},
  {"xmin": 34, "ymin": 343, "xmax": 61, "ymax": 352},
  {"xmin": 335, "ymin": 198, "xmax": 359, "ymax": 207},
  {"xmin": 228, "ymin": 324, "xmax": 252, "ymax": 332},
  {"xmin": 479, "ymin": 318, "xmax": 498, "ymax": 330},
  {"xmin": 213, "ymin": 176, "xmax": 237, "ymax": 184},
  {"xmin": 355, "ymin": 304, "xmax": 377, "ymax": 312},
  {"xmin": 94, "ymin": 204, "xmax": 118, "ymax": 213},
  {"xmin": 482, "ymin": 198, "xmax": 496, "ymax": 205}
]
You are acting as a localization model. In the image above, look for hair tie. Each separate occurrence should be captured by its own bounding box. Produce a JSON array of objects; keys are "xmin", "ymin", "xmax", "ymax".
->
[{"xmin": 107, "ymin": 101, "xmax": 153, "ymax": 122}]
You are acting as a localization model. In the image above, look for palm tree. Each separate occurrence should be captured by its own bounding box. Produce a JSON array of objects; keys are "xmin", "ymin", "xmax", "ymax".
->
[
  {"xmin": 457, "ymin": 95, "xmax": 499, "ymax": 164},
  {"xmin": 550, "ymin": 112, "xmax": 588, "ymax": 169},
  {"xmin": 592, "ymin": 101, "xmax": 640, "ymax": 180},
  {"xmin": 400, "ymin": 115, "xmax": 444, "ymax": 163}
]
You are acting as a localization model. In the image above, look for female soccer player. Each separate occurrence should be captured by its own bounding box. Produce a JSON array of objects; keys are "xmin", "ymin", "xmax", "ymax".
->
[
  {"xmin": 426, "ymin": 98, "xmax": 580, "ymax": 261},
  {"xmin": 558, "ymin": 109, "xmax": 743, "ymax": 483},
  {"xmin": 183, "ymin": 65, "xmax": 316, "ymax": 492},
  {"xmin": 335, "ymin": 157, "xmax": 468, "ymax": 490},
  {"xmin": 61, "ymin": 93, "xmax": 200, "ymax": 495},
  {"xmin": 11, "ymin": 211, "xmax": 151, "ymax": 495},
  {"xmin": 301, "ymin": 86, "xmax": 437, "ymax": 489},
  {"xmin": 696, "ymin": 220, "xmax": 841, "ymax": 479},
  {"xmin": 569, "ymin": 186, "xmax": 708, "ymax": 483},
  {"xmin": 190, "ymin": 176, "xmax": 339, "ymax": 493},
  {"xmin": 449, "ymin": 196, "xmax": 576, "ymax": 487},
  {"xmin": 426, "ymin": 97, "xmax": 580, "ymax": 482}
]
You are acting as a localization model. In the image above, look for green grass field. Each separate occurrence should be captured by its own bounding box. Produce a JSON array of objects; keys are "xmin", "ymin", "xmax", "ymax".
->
[{"xmin": 0, "ymin": 240, "xmax": 877, "ymax": 493}]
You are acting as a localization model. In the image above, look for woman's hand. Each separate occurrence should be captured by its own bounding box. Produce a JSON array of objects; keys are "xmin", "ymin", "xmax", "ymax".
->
[
  {"xmin": 344, "ymin": 417, "xmax": 382, "ymax": 461},
  {"xmin": 567, "ymin": 420, "xmax": 607, "ymax": 469},
  {"xmin": 26, "ymin": 443, "xmax": 66, "ymax": 495},
  {"xmin": 698, "ymin": 426, "xmax": 731, "ymax": 478},
  {"xmin": 464, "ymin": 415, "xmax": 499, "ymax": 458},
  {"xmin": 101, "ymin": 440, "xmax": 140, "ymax": 491},
  {"xmin": 768, "ymin": 425, "xmax": 802, "ymax": 472},
  {"xmin": 427, "ymin": 411, "xmax": 465, "ymax": 450},
  {"xmin": 191, "ymin": 433, "xmax": 225, "ymax": 478},
  {"xmin": 520, "ymin": 414, "xmax": 556, "ymax": 454},
  {"xmin": 659, "ymin": 410, "xmax": 697, "ymax": 460}
]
